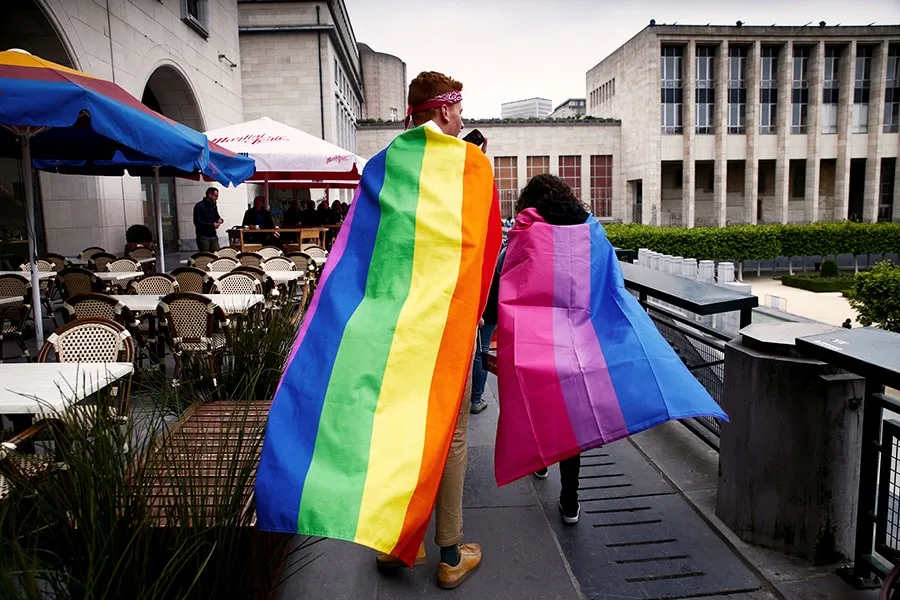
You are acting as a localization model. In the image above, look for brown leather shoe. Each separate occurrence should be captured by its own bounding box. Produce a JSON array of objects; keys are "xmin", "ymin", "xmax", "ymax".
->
[
  {"xmin": 436, "ymin": 543, "xmax": 482, "ymax": 589},
  {"xmin": 375, "ymin": 542, "xmax": 427, "ymax": 571}
]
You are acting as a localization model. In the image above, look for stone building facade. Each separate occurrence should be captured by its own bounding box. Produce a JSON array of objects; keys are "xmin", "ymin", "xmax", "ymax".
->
[
  {"xmin": 0, "ymin": 0, "xmax": 248, "ymax": 258},
  {"xmin": 358, "ymin": 43, "xmax": 406, "ymax": 123},
  {"xmin": 357, "ymin": 120, "xmax": 624, "ymax": 221},
  {"xmin": 500, "ymin": 98, "xmax": 553, "ymax": 119},
  {"xmin": 586, "ymin": 24, "xmax": 900, "ymax": 226}
]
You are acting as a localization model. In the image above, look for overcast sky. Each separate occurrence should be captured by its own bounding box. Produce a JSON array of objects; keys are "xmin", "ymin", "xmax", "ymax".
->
[{"xmin": 344, "ymin": 0, "xmax": 899, "ymax": 119}]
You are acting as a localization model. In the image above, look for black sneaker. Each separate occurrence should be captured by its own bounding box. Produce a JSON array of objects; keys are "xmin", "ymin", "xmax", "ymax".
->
[
  {"xmin": 558, "ymin": 501, "xmax": 580, "ymax": 525},
  {"xmin": 533, "ymin": 468, "xmax": 549, "ymax": 480},
  {"xmin": 470, "ymin": 400, "xmax": 488, "ymax": 414}
]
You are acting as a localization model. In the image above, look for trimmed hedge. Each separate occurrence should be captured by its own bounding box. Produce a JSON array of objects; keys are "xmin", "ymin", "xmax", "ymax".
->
[
  {"xmin": 780, "ymin": 274, "xmax": 857, "ymax": 293},
  {"xmin": 603, "ymin": 221, "xmax": 900, "ymax": 263}
]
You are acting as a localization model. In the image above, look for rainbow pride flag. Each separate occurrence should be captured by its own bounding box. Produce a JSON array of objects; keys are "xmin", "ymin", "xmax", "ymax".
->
[
  {"xmin": 494, "ymin": 208, "xmax": 727, "ymax": 485},
  {"xmin": 256, "ymin": 122, "xmax": 501, "ymax": 565}
]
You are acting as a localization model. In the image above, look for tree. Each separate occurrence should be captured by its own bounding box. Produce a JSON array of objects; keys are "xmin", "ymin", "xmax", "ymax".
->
[{"xmin": 846, "ymin": 261, "xmax": 900, "ymax": 332}]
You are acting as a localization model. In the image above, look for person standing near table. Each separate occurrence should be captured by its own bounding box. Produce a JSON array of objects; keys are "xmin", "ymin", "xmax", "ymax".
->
[{"xmin": 193, "ymin": 187, "xmax": 224, "ymax": 252}]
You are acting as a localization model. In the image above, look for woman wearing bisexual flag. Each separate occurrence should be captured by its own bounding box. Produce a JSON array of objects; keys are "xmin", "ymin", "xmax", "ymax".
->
[{"xmin": 493, "ymin": 175, "xmax": 728, "ymax": 515}]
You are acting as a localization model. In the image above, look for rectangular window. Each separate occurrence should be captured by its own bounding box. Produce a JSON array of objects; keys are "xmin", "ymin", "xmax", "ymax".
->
[
  {"xmin": 854, "ymin": 46, "xmax": 872, "ymax": 133},
  {"xmin": 790, "ymin": 161, "xmax": 806, "ymax": 199},
  {"xmin": 660, "ymin": 45, "xmax": 683, "ymax": 133},
  {"xmin": 558, "ymin": 155, "xmax": 582, "ymax": 200},
  {"xmin": 494, "ymin": 156, "xmax": 518, "ymax": 219},
  {"xmin": 526, "ymin": 156, "xmax": 550, "ymax": 180},
  {"xmin": 728, "ymin": 46, "xmax": 747, "ymax": 133},
  {"xmin": 389, "ymin": 107, "xmax": 397, "ymax": 122},
  {"xmin": 181, "ymin": 0, "xmax": 208, "ymax": 37},
  {"xmin": 792, "ymin": 47, "xmax": 810, "ymax": 133},
  {"xmin": 879, "ymin": 158, "xmax": 896, "ymax": 222},
  {"xmin": 885, "ymin": 44, "xmax": 900, "ymax": 133},
  {"xmin": 760, "ymin": 46, "xmax": 779, "ymax": 134},
  {"xmin": 822, "ymin": 46, "xmax": 840, "ymax": 134},
  {"xmin": 590, "ymin": 156, "xmax": 613, "ymax": 217},
  {"xmin": 696, "ymin": 46, "xmax": 716, "ymax": 134}
]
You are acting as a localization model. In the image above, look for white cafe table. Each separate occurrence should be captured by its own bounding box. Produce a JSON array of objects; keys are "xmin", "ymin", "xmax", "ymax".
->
[
  {"xmin": 205, "ymin": 270, "xmax": 305, "ymax": 284},
  {"xmin": 112, "ymin": 294, "xmax": 264, "ymax": 315},
  {"xmin": 0, "ymin": 296, "xmax": 23, "ymax": 306},
  {"xmin": 96, "ymin": 271, "xmax": 143, "ymax": 282},
  {"xmin": 0, "ymin": 362, "xmax": 134, "ymax": 415},
  {"xmin": 0, "ymin": 270, "xmax": 56, "ymax": 280}
]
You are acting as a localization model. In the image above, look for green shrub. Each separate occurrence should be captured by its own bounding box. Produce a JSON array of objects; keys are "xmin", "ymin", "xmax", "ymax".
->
[
  {"xmin": 781, "ymin": 273, "xmax": 856, "ymax": 293},
  {"xmin": 603, "ymin": 221, "xmax": 900, "ymax": 263},
  {"xmin": 820, "ymin": 259, "xmax": 840, "ymax": 278},
  {"xmin": 846, "ymin": 260, "xmax": 900, "ymax": 332}
]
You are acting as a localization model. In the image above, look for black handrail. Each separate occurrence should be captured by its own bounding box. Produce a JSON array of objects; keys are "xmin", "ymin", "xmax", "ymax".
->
[{"xmin": 619, "ymin": 262, "xmax": 759, "ymax": 326}]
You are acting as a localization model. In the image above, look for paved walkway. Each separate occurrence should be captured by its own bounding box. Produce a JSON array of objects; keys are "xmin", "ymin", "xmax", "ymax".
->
[
  {"xmin": 743, "ymin": 275, "xmax": 859, "ymax": 328},
  {"xmin": 272, "ymin": 376, "xmax": 875, "ymax": 600}
]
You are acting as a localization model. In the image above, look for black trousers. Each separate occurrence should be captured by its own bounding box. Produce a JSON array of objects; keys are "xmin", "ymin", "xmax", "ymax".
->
[{"xmin": 559, "ymin": 453, "xmax": 581, "ymax": 506}]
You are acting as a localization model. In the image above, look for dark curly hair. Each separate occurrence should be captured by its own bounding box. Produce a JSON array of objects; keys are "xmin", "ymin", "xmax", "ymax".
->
[{"xmin": 515, "ymin": 174, "xmax": 589, "ymax": 226}]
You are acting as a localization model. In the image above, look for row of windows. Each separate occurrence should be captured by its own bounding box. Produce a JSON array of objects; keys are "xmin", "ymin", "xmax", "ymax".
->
[
  {"xmin": 494, "ymin": 155, "xmax": 613, "ymax": 218},
  {"xmin": 660, "ymin": 43, "xmax": 899, "ymax": 134},
  {"xmin": 590, "ymin": 78, "xmax": 616, "ymax": 107},
  {"xmin": 333, "ymin": 59, "xmax": 361, "ymax": 120}
]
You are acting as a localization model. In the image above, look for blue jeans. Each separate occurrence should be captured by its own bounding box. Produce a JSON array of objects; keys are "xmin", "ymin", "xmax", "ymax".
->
[{"xmin": 470, "ymin": 323, "xmax": 497, "ymax": 405}]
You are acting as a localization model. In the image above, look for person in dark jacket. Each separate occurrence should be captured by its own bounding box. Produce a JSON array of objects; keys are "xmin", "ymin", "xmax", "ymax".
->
[
  {"xmin": 242, "ymin": 196, "xmax": 280, "ymax": 246},
  {"xmin": 469, "ymin": 243, "xmax": 504, "ymax": 414},
  {"xmin": 193, "ymin": 187, "xmax": 224, "ymax": 252}
]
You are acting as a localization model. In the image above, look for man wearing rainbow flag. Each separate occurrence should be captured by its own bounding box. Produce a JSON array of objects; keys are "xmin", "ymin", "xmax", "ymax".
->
[{"xmin": 255, "ymin": 71, "xmax": 501, "ymax": 591}]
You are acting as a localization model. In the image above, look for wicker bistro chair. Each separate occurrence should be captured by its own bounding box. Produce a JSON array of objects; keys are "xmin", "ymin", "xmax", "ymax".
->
[
  {"xmin": 171, "ymin": 266, "xmax": 209, "ymax": 294},
  {"xmin": 37, "ymin": 318, "xmax": 136, "ymax": 422},
  {"xmin": 0, "ymin": 273, "xmax": 32, "ymax": 362},
  {"xmin": 302, "ymin": 246, "xmax": 328, "ymax": 262},
  {"xmin": 157, "ymin": 292, "xmax": 229, "ymax": 387},
  {"xmin": 56, "ymin": 267, "xmax": 102, "ymax": 299},
  {"xmin": 40, "ymin": 253, "xmax": 68, "ymax": 272},
  {"xmin": 236, "ymin": 252, "xmax": 263, "ymax": 268},
  {"xmin": 188, "ymin": 251, "xmax": 217, "ymax": 270},
  {"xmin": 261, "ymin": 256, "xmax": 295, "ymax": 272},
  {"xmin": 211, "ymin": 272, "xmax": 262, "ymax": 295},
  {"xmin": 0, "ymin": 419, "xmax": 69, "ymax": 503},
  {"xmin": 207, "ymin": 257, "xmax": 239, "ymax": 273},
  {"xmin": 79, "ymin": 246, "xmax": 106, "ymax": 261},
  {"xmin": 106, "ymin": 258, "xmax": 142, "ymax": 273},
  {"xmin": 62, "ymin": 293, "xmax": 136, "ymax": 327},
  {"xmin": 215, "ymin": 247, "xmax": 240, "ymax": 260},
  {"xmin": 19, "ymin": 259, "xmax": 58, "ymax": 328},
  {"xmin": 88, "ymin": 252, "xmax": 117, "ymax": 273},
  {"xmin": 257, "ymin": 246, "xmax": 284, "ymax": 259},
  {"xmin": 127, "ymin": 273, "xmax": 178, "ymax": 296},
  {"xmin": 284, "ymin": 252, "xmax": 312, "ymax": 273},
  {"xmin": 127, "ymin": 246, "xmax": 156, "ymax": 273}
]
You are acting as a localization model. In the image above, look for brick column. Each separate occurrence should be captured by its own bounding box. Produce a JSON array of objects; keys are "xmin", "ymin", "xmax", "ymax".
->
[
  {"xmin": 834, "ymin": 41, "xmax": 856, "ymax": 221},
  {"xmin": 805, "ymin": 41, "xmax": 824, "ymax": 223},
  {"xmin": 745, "ymin": 41, "xmax": 761, "ymax": 225},
  {"xmin": 714, "ymin": 40, "xmax": 729, "ymax": 227},
  {"xmin": 864, "ymin": 42, "xmax": 888, "ymax": 223},
  {"xmin": 774, "ymin": 41, "xmax": 793, "ymax": 224},
  {"xmin": 682, "ymin": 40, "xmax": 697, "ymax": 228}
]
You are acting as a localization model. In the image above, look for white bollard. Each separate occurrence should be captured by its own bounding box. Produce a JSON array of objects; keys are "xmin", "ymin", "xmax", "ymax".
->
[
  {"xmin": 683, "ymin": 258, "xmax": 698, "ymax": 280},
  {"xmin": 718, "ymin": 261, "xmax": 735, "ymax": 284},
  {"xmin": 698, "ymin": 260, "xmax": 715, "ymax": 283},
  {"xmin": 671, "ymin": 257, "xmax": 684, "ymax": 277},
  {"xmin": 649, "ymin": 252, "xmax": 660, "ymax": 271}
]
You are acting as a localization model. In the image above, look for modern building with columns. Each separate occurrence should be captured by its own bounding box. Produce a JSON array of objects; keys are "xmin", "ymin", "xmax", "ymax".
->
[
  {"xmin": 586, "ymin": 24, "xmax": 900, "ymax": 227},
  {"xmin": 357, "ymin": 119, "xmax": 623, "ymax": 221}
]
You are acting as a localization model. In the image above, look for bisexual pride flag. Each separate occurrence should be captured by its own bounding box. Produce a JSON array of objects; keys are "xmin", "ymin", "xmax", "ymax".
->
[
  {"xmin": 494, "ymin": 208, "xmax": 727, "ymax": 485},
  {"xmin": 256, "ymin": 122, "xmax": 501, "ymax": 566}
]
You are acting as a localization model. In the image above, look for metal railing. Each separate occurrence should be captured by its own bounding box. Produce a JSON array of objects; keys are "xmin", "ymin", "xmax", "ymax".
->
[
  {"xmin": 619, "ymin": 260, "xmax": 758, "ymax": 449},
  {"xmin": 796, "ymin": 328, "xmax": 900, "ymax": 587}
]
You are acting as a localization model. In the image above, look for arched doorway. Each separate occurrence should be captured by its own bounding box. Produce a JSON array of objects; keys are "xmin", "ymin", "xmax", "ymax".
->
[
  {"xmin": 140, "ymin": 66, "xmax": 205, "ymax": 250},
  {"xmin": 0, "ymin": 0, "xmax": 74, "ymax": 267}
]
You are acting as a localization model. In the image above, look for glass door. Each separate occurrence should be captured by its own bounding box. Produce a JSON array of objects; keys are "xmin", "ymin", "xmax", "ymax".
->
[{"xmin": 141, "ymin": 175, "xmax": 179, "ymax": 249}]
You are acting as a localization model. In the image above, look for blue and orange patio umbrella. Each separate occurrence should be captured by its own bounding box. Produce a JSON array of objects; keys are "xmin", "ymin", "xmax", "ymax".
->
[{"xmin": 0, "ymin": 48, "xmax": 255, "ymax": 344}]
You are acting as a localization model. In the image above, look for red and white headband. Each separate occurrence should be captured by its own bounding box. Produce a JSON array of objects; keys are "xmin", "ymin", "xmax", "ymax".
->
[{"xmin": 404, "ymin": 90, "xmax": 463, "ymax": 129}]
